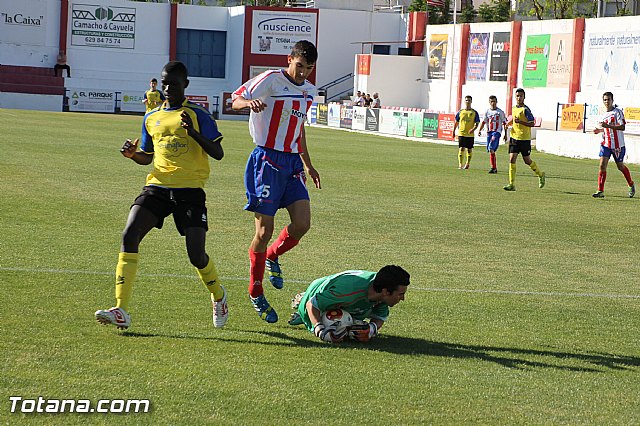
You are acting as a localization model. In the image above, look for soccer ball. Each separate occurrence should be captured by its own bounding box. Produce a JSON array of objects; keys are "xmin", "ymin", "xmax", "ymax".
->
[{"xmin": 321, "ymin": 309, "xmax": 353, "ymax": 334}]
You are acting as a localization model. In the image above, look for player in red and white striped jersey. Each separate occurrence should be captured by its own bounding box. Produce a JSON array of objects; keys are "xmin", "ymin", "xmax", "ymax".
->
[
  {"xmin": 592, "ymin": 92, "xmax": 635, "ymax": 198},
  {"xmin": 232, "ymin": 40, "xmax": 321, "ymax": 323},
  {"xmin": 477, "ymin": 95, "xmax": 506, "ymax": 174}
]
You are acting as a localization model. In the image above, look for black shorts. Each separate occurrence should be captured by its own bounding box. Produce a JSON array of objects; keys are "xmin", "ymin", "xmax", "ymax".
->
[
  {"xmin": 132, "ymin": 186, "xmax": 208, "ymax": 236},
  {"xmin": 458, "ymin": 136, "xmax": 475, "ymax": 149},
  {"xmin": 508, "ymin": 138, "xmax": 532, "ymax": 156}
]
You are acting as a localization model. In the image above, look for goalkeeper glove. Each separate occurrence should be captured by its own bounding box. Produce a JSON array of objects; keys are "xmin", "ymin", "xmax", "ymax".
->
[
  {"xmin": 313, "ymin": 323, "xmax": 345, "ymax": 343},
  {"xmin": 348, "ymin": 322, "xmax": 378, "ymax": 342}
]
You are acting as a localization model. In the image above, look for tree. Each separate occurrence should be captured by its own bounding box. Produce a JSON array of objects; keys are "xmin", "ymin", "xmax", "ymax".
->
[
  {"xmin": 517, "ymin": 0, "xmax": 595, "ymax": 19},
  {"xmin": 477, "ymin": 0, "xmax": 511, "ymax": 22},
  {"xmin": 409, "ymin": 0, "xmax": 452, "ymax": 24},
  {"xmin": 459, "ymin": 3, "xmax": 477, "ymax": 22},
  {"xmin": 409, "ymin": 0, "xmax": 427, "ymax": 11}
]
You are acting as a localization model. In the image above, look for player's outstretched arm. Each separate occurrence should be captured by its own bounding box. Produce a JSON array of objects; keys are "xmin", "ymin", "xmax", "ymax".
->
[
  {"xmin": 180, "ymin": 111, "xmax": 224, "ymax": 160},
  {"xmin": 232, "ymin": 96, "xmax": 267, "ymax": 113},
  {"xmin": 120, "ymin": 138, "xmax": 153, "ymax": 165}
]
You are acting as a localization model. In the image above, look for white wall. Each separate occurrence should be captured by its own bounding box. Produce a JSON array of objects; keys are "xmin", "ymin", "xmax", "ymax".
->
[
  {"xmin": 176, "ymin": 4, "xmax": 246, "ymax": 104},
  {"xmin": 0, "ymin": 0, "xmax": 60, "ymax": 67},
  {"xmin": 316, "ymin": 8, "xmax": 408, "ymax": 96},
  {"xmin": 537, "ymin": 130, "xmax": 640, "ymax": 164},
  {"xmin": 0, "ymin": 92, "xmax": 62, "ymax": 111},
  {"xmin": 357, "ymin": 54, "xmax": 424, "ymax": 108}
]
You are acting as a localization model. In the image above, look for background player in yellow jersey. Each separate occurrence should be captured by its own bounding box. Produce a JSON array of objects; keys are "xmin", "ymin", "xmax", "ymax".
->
[
  {"xmin": 143, "ymin": 78, "xmax": 165, "ymax": 113},
  {"xmin": 453, "ymin": 96, "xmax": 480, "ymax": 169},
  {"xmin": 502, "ymin": 88, "xmax": 545, "ymax": 191},
  {"xmin": 95, "ymin": 61, "xmax": 228, "ymax": 330}
]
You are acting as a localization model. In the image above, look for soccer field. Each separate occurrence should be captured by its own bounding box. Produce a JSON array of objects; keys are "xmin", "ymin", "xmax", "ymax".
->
[{"xmin": 1, "ymin": 109, "xmax": 639, "ymax": 424}]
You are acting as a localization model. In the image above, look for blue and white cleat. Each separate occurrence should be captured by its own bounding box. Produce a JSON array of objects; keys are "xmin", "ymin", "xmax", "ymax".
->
[
  {"xmin": 250, "ymin": 294, "xmax": 278, "ymax": 323},
  {"xmin": 266, "ymin": 258, "xmax": 284, "ymax": 289}
]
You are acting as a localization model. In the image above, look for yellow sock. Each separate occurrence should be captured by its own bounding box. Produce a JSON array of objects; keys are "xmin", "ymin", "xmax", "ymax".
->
[
  {"xmin": 529, "ymin": 160, "xmax": 542, "ymax": 177},
  {"xmin": 458, "ymin": 149, "xmax": 464, "ymax": 167},
  {"xmin": 509, "ymin": 163, "xmax": 517, "ymax": 185},
  {"xmin": 197, "ymin": 257, "xmax": 224, "ymax": 301},
  {"xmin": 466, "ymin": 150, "xmax": 473, "ymax": 164},
  {"xmin": 115, "ymin": 252, "xmax": 138, "ymax": 311}
]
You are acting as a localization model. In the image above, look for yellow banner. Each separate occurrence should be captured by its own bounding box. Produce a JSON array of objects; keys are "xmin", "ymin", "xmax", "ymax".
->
[
  {"xmin": 560, "ymin": 103, "xmax": 584, "ymax": 131},
  {"xmin": 624, "ymin": 107, "xmax": 640, "ymax": 121}
]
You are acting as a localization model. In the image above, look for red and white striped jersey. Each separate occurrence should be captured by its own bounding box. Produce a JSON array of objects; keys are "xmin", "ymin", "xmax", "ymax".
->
[
  {"xmin": 232, "ymin": 70, "xmax": 316, "ymax": 153},
  {"xmin": 601, "ymin": 107, "xmax": 625, "ymax": 149},
  {"xmin": 483, "ymin": 108, "xmax": 506, "ymax": 133}
]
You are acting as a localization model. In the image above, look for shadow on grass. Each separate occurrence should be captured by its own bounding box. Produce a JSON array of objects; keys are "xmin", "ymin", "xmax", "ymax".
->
[{"xmin": 121, "ymin": 330, "xmax": 638, "ymax": 372}]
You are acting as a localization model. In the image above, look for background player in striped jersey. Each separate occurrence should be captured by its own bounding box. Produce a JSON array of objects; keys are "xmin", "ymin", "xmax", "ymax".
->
[
  {"xmin": 288, "ymin": 266, "xmax": 410, "ymax": 343},
  {"xmin": 477, "ymin": 95, "xmax": 506, "ymax": 174},
  {"xmin": 95, "ymin": 61, "xmax": 228, "ymax": 330},
  {"xmin": 592, "ymin": 92, "xmax": 635, "ymax": 198},
  {"xmin": 232, "ymin": 40, "xmax": 320, "ymax": 323}
]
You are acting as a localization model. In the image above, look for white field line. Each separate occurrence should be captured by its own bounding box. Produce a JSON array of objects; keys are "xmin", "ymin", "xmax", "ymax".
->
[{"xmin": 2, "ymin": 266, "xmax": 639, "ymax": 300}]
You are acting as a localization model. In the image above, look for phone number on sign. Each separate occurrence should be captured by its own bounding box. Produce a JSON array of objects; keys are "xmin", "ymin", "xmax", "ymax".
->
[{"xmin": 85, "ymin": 36, "xmax": 121, "ymax": 45}]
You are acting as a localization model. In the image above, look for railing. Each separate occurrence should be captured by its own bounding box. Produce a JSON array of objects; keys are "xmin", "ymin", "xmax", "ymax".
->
[{"xmin": 318, "ymin": 72, "xmax": 354, "ymax": 102}]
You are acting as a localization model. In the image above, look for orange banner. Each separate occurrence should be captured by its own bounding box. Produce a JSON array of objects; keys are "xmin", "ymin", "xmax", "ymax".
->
[
  {"xmin": 357, "ymin": 54, "xmax": 371, "ymax": 75},
  {"xmin": 560, "ymin": 103, "xmax": 584, "ymax": 131}
]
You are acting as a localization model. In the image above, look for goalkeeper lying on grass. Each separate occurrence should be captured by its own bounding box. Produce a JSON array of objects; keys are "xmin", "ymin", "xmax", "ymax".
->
[{"xmin": 289, "ymin": 265, "xmax": 410, "ymax": 343}]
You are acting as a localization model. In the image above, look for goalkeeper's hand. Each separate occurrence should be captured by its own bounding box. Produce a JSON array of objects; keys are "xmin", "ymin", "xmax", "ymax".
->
[
  {"xmin": 348, "ymin": 322, "xmax": 378, "ymax": 342},
  {"xmin": 313, "ymin": 323, "xmax": 345, "ymax": 343}
]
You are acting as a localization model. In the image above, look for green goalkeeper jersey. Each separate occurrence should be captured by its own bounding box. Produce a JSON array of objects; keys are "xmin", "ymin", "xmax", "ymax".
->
[{"xmin": 297, "ymin": 270, "xmax": 390, "ymax": 331}]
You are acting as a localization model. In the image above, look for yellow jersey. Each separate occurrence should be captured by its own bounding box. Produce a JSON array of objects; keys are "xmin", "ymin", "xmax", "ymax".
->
[
  {"xmin": 510, "ymin": 105, "xmax": 534, "ymax": 141},
  {"xmin": 455, "ymin": 108, "xmax": 480, "ymax": 137},
  {"xmin": 140, "ymin": 99, "xmax": 222, "ymax": 189},
  {"xmin": 144, "ymin": 89, "xmax": 165, "ymax": 113}
]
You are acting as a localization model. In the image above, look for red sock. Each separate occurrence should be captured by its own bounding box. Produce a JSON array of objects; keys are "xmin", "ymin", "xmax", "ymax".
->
[
  {"xmin": 490, "ymin": 152, "xmax": 496, "ymax": 169},
  {"xmin": 249, "ymin": 250, "xmax": 266, "ymax": 298},
  {"xmin": 266, "ymin": 227, "xmax": 300, "ymax": 261},
  {"xmin": 620, "ymin": 165, "xmax": 634, "ymax": 186},
  {"xmin": 598, "ymin": 171, "xmax": 607, "ymax": 192}
]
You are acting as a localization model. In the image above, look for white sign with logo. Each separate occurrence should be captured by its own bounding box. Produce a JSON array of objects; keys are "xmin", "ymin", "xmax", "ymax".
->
[
  {"xmin": 0, "ymin": 0, "xmax": 46, "ymax": 45},
  {"xmin": 327, "ymin": 103, "xmax": 341, "ymax": 128},
  {"xmin": 120, "ymin": 91, "xmax": 145, "ymax": 112},
  {"xmin": 71, "ymin": 3, "xmax": 136, "ymax": 49},
  {"xmin": 251, "ymin": 10, "xmax": 317, "ymax": 55},
  {"xmin": 69, "ymin": 89, "xmax": 116, "ymax": 112},
  {"xmin": 583, "ymin": 31, "xmax": 640, "ymax": 90},
  {"xmin": 352, "ymin": 106, "xmax": 366, "ymax": 130}
]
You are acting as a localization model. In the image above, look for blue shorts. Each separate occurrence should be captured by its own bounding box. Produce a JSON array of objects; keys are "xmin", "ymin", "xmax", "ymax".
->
[
  {"xmin": 244, "ymin": 146, "xmax": 309, "ymax": 217},
  {"xmin": 599, "ymin": 145, "xmax": 626, "ymax": 163},
  {"xmin": 486, "ymin": 131, "xmax": 501, "ymax": 152}
]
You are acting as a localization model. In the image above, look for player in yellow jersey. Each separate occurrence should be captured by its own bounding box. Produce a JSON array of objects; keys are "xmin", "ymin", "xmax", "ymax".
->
[
  {"xmin": 96, "ymin": 61, "xmax": 228, "ymax": 330},
  {"xmin": 143, "ymin": 78, "xmax": 165, "ymax": 113},
  {"xmin": 502, "ymin": 88, "xmax": 545, "ymax": 191},
  {"xmin": 453, "ymin": 95, "xmax": 480, "ymax": 169}
]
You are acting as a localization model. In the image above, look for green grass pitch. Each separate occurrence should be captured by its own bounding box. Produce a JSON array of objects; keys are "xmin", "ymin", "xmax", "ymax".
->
[{"xmin": 1, "ymin": 109, "xmax": 638, "ymax": 424}]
